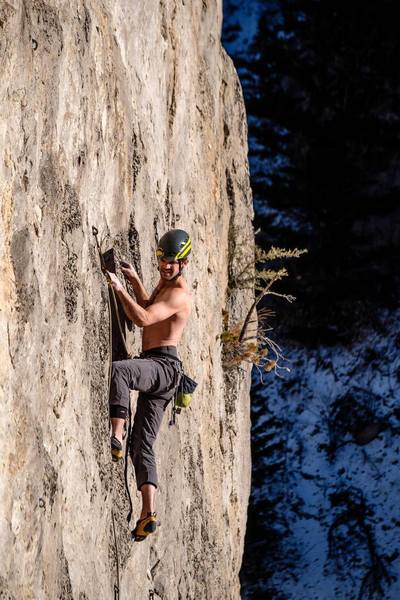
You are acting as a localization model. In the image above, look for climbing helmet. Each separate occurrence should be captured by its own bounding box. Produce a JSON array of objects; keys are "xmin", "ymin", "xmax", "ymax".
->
[{"xmin": 156, "ymin": 229, "xmax": 191, "ymax": 261}]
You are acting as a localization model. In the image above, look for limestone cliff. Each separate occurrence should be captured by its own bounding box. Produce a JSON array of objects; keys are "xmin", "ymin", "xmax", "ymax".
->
[{"xmin": 0, "ymin": 1, "xmax": 254, "ymax": 599}]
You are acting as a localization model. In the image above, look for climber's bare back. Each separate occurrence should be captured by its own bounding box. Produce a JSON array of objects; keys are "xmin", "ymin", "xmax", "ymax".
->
[{"xmin": 142, "ymin": 278, "xmax": 192, "ymax": 351}]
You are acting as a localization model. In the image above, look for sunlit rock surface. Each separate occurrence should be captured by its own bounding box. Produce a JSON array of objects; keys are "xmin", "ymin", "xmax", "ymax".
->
[{"xmin": 0, "ymin": 2, "xmax": 254, "ymax": 598}]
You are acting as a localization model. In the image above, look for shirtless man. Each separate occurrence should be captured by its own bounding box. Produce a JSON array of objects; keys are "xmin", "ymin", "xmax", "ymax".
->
[{"xmin": 107, "ymin": 229, "xmax": 192, "ymax": 541}]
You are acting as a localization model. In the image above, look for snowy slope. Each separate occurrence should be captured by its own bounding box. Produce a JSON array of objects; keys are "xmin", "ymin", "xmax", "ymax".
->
[{"xmin": 247, "ymin": 310, "xmax": 400, "ymax": 599}]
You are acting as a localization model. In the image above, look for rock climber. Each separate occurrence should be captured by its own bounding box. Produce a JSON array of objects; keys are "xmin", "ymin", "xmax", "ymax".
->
[{"xmin": 107, "ymin": 229, "xmax": 192, "ymax": 541}]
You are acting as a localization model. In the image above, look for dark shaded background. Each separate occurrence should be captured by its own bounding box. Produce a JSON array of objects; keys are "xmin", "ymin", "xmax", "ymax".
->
[{"xmin": 223, "ymin": 1, "xmax": 400, "ymax": 598}]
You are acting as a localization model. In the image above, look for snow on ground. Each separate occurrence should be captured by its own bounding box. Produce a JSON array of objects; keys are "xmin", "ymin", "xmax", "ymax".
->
[{"xmin": 248, "ymin": 309, "xmax": 400, "ymax": 599}]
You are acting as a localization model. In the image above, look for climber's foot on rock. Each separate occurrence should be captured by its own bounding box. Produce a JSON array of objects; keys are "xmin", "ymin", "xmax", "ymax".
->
[
  {"xmin": 111, "ymin": 435, "xmax": 123, "ymax": 462},
  {"xmin": 131, "ymin": 512, "xmax": 157, "ymax": 542}
]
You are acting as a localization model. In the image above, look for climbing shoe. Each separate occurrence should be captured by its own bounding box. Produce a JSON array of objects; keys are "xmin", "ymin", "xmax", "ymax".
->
[
  {"xmin": 131, "ymin": 513, "xmax": 157, "ymax": 542},
  {"xmin": 111, "ymin": 436, "xmax": 123, "ymax": 462}
]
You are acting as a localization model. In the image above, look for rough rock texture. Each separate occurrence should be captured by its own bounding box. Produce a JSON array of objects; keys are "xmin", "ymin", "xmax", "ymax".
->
[{"xmin": 0, "ymin": 2, "xmax": 254, "ymax": 599}]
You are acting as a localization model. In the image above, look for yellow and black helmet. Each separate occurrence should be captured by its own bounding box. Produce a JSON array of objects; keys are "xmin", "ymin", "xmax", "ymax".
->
[{"xmin": 156, "ymin": 229, "xmax": 192, "ymax": 261}]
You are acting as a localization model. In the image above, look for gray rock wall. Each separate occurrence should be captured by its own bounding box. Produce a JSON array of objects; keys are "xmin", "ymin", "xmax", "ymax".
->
[{"xmin": 0, "ymin": 1, "xmax": 254, "ymax": 599}]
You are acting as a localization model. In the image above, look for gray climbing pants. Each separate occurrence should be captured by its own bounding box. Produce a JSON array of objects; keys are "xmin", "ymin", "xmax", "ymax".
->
[{"xmin": 109, "ymin": 346, "xmax": 181, "ymax": 490}]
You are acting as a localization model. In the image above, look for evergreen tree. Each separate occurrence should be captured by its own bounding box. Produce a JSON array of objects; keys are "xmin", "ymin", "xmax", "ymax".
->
[{"xmin": 237, "ymin": 0, "xmax": 400, "ymax": 343}]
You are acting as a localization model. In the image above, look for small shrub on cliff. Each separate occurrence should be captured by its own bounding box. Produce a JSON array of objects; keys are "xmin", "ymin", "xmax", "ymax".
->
[{"xmin": 222, "ymin": 244, "xmax": 307, "ymax": 378}]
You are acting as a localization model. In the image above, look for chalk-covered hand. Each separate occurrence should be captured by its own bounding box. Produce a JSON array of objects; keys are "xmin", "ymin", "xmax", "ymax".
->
[
  {"xmin": 107, "ymin": 271, "xmax": 124, "ymax": 292},
  {"xmin": 120, "ymin": 260, "xmax": 138, "ymax": 282}
]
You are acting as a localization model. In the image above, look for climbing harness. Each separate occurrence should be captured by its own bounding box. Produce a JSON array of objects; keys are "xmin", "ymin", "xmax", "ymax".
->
[{"xmin": 153, "ymin": 352, "xmax": 197, "ymax": 426}]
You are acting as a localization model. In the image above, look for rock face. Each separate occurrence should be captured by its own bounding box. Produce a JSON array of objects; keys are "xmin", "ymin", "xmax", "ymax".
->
[{"xmin": 0, "ymin": 2, "xmax": 254, "ymax": 599}]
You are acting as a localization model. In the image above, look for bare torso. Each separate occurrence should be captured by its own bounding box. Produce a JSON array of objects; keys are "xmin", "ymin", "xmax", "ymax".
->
[{"xmin": 142, "ymin": 277, "xmax": 192, "ymax": 351}]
